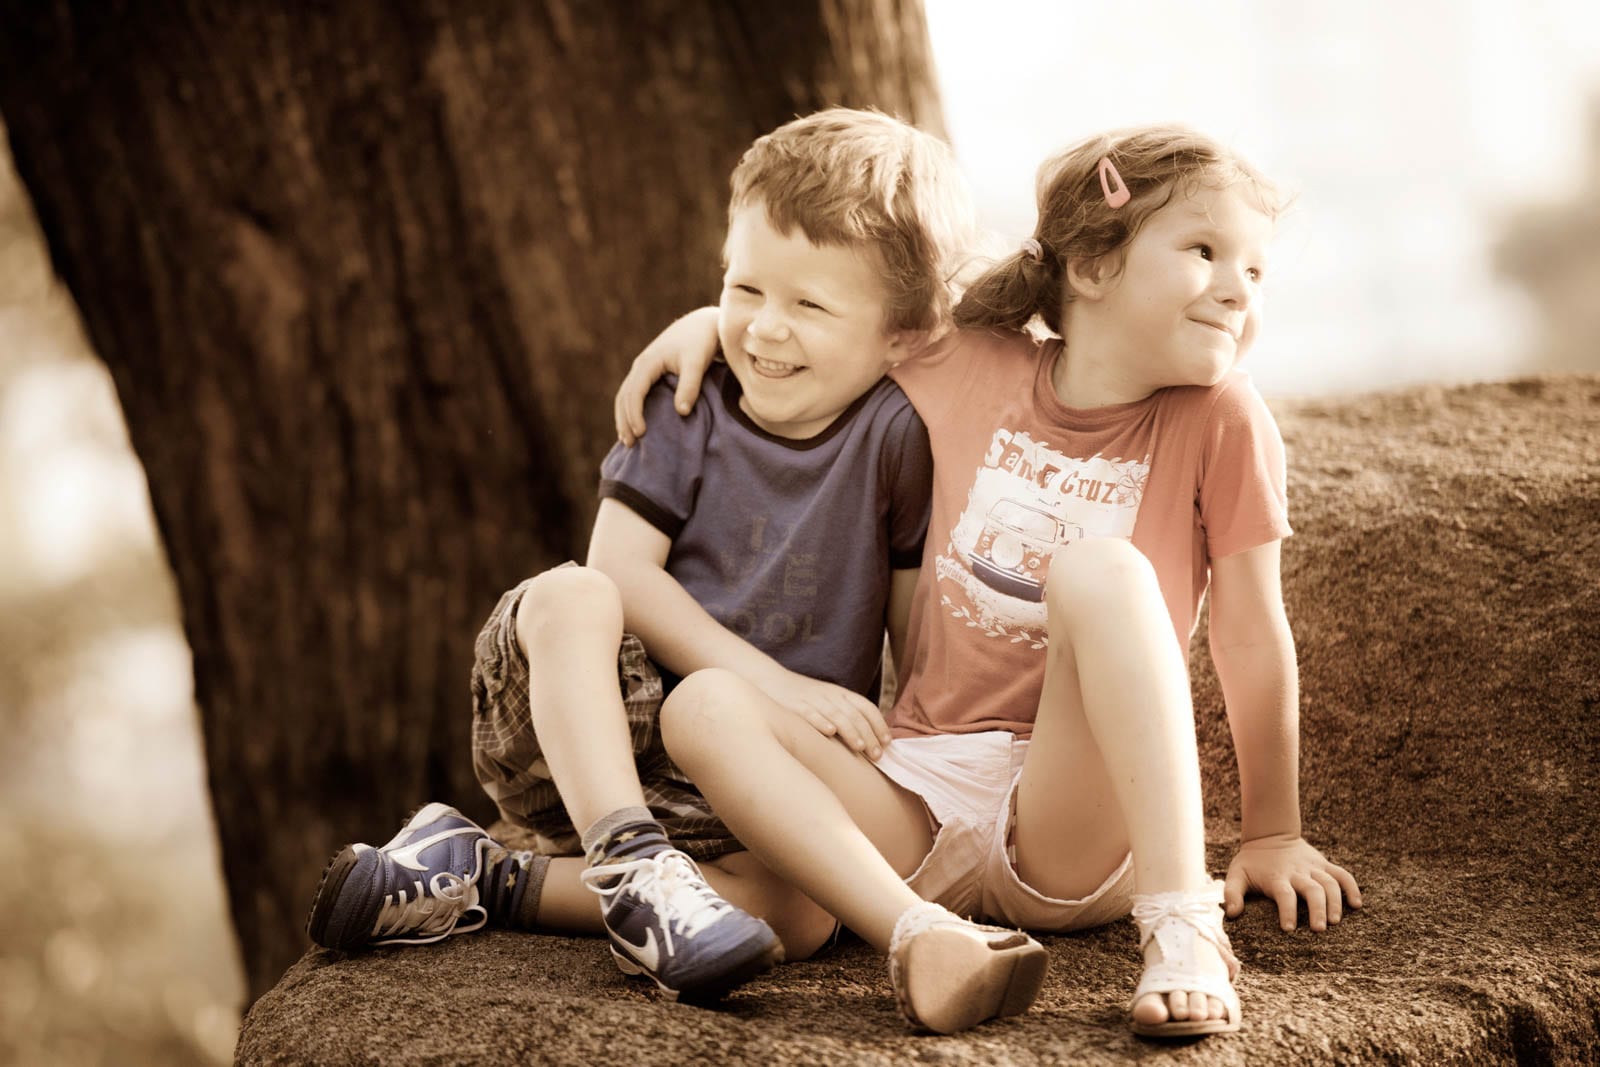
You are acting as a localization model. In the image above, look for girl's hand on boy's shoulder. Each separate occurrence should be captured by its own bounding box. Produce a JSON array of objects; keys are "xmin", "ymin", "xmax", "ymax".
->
[
  {"xmin": 765, "ymin": 671, "xmax": 892, "ymax": 761},
  {"xmin": 614, "ymin": 307, "xmax": 721, "ymax": 445},
  {"xmin": 1224, "ymin": 832, "xmax": 1362, "ymax": 933}
]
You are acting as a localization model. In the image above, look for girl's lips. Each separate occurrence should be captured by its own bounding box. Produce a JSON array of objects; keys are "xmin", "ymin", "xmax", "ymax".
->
[{"xmin": 1192, "ymin": 318, "xmax": 1237, "ymax": 339}]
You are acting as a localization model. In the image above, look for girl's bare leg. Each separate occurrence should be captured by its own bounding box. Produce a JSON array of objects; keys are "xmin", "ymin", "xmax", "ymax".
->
[
  {"xmin": 658, "ymin": 668, "xmax": 933, "ymax": 950},
  {"xmin": 1013, "ymin": 537, "xmax": 1229, "ymax": 1025}
]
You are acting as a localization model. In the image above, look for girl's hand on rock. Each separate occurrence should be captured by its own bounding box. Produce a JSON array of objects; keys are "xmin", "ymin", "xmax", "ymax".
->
[{"xmin": 1224, "ymin": 833, "xmax": 1362, "ymax": 932}]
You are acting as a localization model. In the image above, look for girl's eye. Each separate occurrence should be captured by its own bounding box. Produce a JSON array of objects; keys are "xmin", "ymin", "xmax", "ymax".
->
[
  {"xmin": 1246, "ymin": 267, "xmax": 1264, "ymax": 282},
  {"xmin": 730, "ymin": 284, "xmax": 760, "ymax": 296},
  {"xmin": 1194, "ymin": 244, "xmax": 1213, "ymax": 260},
  {"xmin": 799, "ymin": 299, "xmax": 827, "ymax": 312}
]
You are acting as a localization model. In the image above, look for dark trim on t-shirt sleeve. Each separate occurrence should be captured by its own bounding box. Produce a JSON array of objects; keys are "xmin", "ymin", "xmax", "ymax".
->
[
  {"xmin": 598, "ymin": 480, "xmax": 686, "ymax": 540},
  {"xmin": 890, "ymin": 546, "xmax": 924, "ymax": 569}
]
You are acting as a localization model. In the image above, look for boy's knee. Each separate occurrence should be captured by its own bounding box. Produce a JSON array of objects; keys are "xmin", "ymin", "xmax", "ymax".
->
[
  {"xmin": 514, "ymin": 565, "xmax": 622, "ymax": 647},
  {"xmin": 1046, "ymin": 537, "xmax": 1158, "ymax": 607}
]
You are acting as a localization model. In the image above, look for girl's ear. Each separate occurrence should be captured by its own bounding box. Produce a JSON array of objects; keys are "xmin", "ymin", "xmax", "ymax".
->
[{"xmin": 1066, "ymin": 252, "xmax": 1121, "ymax": 300}]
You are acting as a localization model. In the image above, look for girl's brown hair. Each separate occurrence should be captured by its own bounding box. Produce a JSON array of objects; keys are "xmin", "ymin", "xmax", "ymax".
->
[{"xmin": 954, "ymin": 125, "xmax": 1285, "ymax": 337}]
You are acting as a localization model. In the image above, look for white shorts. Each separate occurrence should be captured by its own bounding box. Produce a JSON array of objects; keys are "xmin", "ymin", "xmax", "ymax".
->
[{"xmin": 874, "ymin": 731, "xmax": 1135, "ymax": 932}]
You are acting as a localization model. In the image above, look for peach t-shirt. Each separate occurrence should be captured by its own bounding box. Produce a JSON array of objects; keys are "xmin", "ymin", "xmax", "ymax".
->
[{"xmin": 888, "ymin": 329, "xmax": 1291, "ymax": 739}]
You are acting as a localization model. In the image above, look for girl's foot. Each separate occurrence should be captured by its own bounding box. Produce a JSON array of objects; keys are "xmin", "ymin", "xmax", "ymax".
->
[
  {"xmin": 888, "ymin": 901, "xmax": 1049, "ymax": 1034},
  {"xmin": 1127, "ymin": 883, "xmax": 1241, "ymax": 1037}
]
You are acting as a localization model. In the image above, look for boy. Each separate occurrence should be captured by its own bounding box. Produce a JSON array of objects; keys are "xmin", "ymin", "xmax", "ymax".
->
[{"xmin": 305, "ymin": 108, "xmax": 1037, "ymax": 1008}]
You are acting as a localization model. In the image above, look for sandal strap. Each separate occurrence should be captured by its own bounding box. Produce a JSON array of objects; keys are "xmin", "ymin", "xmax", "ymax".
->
[{"xmin": 1129, "ymin": 882, "xmax": 1240, "ymax": 981}]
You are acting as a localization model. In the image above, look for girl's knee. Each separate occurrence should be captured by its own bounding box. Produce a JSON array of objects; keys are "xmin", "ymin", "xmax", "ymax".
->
[
  {"xmin": 515, "ymin": 566, "xmax": 622, "ymax": 646},
  {"xmin": 1046, "ymin": 537, "xmax": 1158, "ymax": 607},
  {"xmin": 660, "ymin": 668, "xmax": 761, "ymax": 752}
]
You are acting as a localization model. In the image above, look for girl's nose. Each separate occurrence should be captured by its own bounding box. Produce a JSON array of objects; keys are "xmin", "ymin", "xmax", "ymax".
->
[{"xmin": 1213, "ymin": 263, "xmax": 1252, "ymax": 306}]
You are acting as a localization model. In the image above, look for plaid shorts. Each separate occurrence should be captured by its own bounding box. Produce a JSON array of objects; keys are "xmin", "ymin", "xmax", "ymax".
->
[{"xmin": 469, "ymin": 569, "xmax": 740, "ymax": 861}]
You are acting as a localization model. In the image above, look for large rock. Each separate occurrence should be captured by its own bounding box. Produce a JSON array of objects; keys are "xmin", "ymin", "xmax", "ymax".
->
[{"xmin": 238, "ymin": 376, "xmax": 1600, "ymax": 1065}]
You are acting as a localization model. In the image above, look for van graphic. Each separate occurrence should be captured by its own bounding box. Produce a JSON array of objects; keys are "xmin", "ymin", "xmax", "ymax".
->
[{"xmin": 966, "ymin": 498, "xmax": 1083, "ymax": 602}]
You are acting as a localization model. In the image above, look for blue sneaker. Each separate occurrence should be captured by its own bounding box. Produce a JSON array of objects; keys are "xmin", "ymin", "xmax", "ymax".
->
[
  {"xmin": 581, "ymin": 848, "xmax": 784, "ymax": 1002},
  {"xmin": 307, "ymin": 802, "xmax": 492, "ymax": 950}
]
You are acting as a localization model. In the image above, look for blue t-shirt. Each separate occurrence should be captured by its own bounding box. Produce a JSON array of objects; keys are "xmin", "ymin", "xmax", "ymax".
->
[{"xmin": 599, "ymin": 363, "xmax": 932, "ymax": 699}]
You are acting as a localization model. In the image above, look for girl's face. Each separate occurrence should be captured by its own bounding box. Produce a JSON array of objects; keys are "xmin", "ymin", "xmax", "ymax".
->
[{"xmin": 1092, "ymin": 181, "xmax": 1274, "ymax": 391}]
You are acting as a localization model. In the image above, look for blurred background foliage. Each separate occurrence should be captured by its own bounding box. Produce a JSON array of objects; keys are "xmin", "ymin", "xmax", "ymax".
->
[{"xmin": 0, "ymin": 128, "xmax": 241, "ymax": 1065}]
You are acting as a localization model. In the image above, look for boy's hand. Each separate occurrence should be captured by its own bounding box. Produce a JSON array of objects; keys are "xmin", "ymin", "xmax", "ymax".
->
[
  {"xmin": 1224, "ymin": 832, "xmax": 1362, "ymax": 932},
  {"xmin": 767, "ymin": 671, "xmax": 893, "ymax": 760},
  {"xmin": 615, "ymin": 307, "xmax": 721, "ymax": 445}
]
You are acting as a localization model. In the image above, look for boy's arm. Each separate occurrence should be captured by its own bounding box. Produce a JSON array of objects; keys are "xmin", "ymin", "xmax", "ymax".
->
[
  {"xmin": 886, "ymin": 566, "xmax": 919, "ymax": 677},
  {"xmin": 1208, "ymin": 539, "xmax": 1363, "ymax": 931},
  {"xmin": 588, "ymin": 499, "xmax": 893, "ymax": 758},
  {"xmin": 614, "ymin": 307, "xmax": 720, "ymax": 446}
]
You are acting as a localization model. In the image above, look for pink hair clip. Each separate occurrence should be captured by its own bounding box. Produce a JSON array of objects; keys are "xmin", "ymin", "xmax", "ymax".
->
[{"xmin": 1098, "ymin": 156, "xmax": 1130, "ymax": 209}]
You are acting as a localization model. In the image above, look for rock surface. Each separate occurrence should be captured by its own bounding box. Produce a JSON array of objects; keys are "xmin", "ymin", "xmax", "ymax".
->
[{"xmin": 239, "ymin": 376, "xmax": 1600, "ymax": 1065}]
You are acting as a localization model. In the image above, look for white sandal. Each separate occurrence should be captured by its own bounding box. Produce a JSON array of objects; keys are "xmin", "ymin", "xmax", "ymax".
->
[{"xmin": 1128, "ymin": 882, "xmax": 1241, "ymax": 1037}]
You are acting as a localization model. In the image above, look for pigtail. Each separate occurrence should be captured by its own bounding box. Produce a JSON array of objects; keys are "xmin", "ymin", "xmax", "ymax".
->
[{"xmin": 953, "ymin": 244, "xmax": 1063, "ymax": 336}]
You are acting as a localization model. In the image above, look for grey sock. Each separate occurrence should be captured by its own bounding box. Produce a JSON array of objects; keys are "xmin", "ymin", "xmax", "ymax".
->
[
  {"xmin": 580, "ymin": 805, "xmax": 670, "ymax": 866},
  {"xmin": 483, "ymin": 847, "xmax": 551, "ymax": 930}
]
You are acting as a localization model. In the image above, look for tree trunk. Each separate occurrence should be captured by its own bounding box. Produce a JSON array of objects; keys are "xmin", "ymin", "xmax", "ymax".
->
[{"xmin": 0, "ymin": 0, "xmax": 944, "ymax": 1001}]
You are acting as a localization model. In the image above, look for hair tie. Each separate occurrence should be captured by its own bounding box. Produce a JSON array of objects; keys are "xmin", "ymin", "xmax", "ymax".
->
[
  {"xmin": 1098, "ymin": 156, "xmax": 1130, "ymax": 208},
  {"xmin": 1020, "ymin": 236, "xmax": 1044, "ymax": 264}
]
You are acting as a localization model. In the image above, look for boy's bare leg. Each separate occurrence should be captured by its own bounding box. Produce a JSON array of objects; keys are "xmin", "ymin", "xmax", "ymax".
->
[
  {"xmin": 659, "ymin": 668, "xmax": 933, "ymax": 950},
  {"xmin": 525, "ymin": 859, "xmax": 606, "ymax": 933},
  {"xmin": 534, "ymin": 852, "xmax": 840, "ymax": 960},
  {"xmin": 1013, "ymin": 537, "xmax": 1228, "ymax": 1025},
  {"xmin": 515, "ymin": 566, "xmax": 650, "ymax": 832},
  {"xmin": 497, "ymin": 566, "xmax": 782, "ymax": 999}
]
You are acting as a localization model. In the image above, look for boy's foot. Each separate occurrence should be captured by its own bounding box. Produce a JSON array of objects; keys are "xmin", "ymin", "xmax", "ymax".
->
[
  {"xmin": 888, "ymin": 901, "xmax": 1049, "ymax": 1034},
  {"xmin": 306, "ymin": 802, "xmax": 493, "ymax": 950},
  {"xmin": 581, "ymin": 848, "xmax": 784, "ymax": 1003}
]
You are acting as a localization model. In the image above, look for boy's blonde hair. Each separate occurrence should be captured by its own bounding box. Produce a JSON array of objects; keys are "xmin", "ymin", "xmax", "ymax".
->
[
  {"xmin": 955, "ymin": 124, "xmax": 1286, "ymax": 337},
  {"xmin": 728, "ymin": 107, "xmax": 974, "ymax": 335}
]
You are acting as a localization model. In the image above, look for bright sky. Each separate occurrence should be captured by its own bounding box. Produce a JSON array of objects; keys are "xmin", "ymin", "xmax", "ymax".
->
[{"xmin": 924, "ymin": 0, "xmax": 1600, "ymax": 397}]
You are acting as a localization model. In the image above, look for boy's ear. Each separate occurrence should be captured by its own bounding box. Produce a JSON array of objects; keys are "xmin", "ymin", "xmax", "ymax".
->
[
  {"xmin": 884, "ymin": 327, "xmax": 932, "ymax": 365},
  {"xmin": 1065, "ymin": 252, "xmax": 1121, "ymax": 300}
]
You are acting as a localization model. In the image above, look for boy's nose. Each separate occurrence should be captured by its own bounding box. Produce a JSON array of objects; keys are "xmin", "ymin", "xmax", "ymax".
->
[{"xmin": 749, "ymin": 307, "xmax": 791, "ymax": 342}]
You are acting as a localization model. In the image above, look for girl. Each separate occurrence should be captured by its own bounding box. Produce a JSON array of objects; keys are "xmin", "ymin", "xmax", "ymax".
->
[{"xmin": 613, "ymin": 125, "xmax": 1360, "ymax": 1037}]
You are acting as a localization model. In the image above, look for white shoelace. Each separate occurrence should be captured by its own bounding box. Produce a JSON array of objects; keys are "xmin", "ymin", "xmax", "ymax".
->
[
  {"xmin": 581, "ymin": 850, "xmax": 730, "ymax": 960},
  {"xmin": 372, "ymin": 872, "xmax": 481, "ymax": 940}
]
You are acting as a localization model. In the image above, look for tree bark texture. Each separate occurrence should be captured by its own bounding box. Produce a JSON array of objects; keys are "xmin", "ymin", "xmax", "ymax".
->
[{"xmin": 0, "ymin": 0, "xmax": 944, "ymax": 1001}]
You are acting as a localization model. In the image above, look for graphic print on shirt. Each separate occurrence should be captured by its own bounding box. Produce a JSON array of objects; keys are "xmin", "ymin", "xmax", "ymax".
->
[
  {"xmin": 934, "ymin": 428, "xmax": 1150, "ymax": 647},
  {"xmin": 713, "ymin": 511, "xmax": 823, "ymax": 649}
]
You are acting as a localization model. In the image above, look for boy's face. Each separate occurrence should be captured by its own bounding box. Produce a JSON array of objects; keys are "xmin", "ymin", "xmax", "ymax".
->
[
  {"xmin": 718, "ymin": 205, "xmax": 909, "ymax": 439},
  {"xmin": 1093, "ymin": 182, "xmax": 1273, "ymax": 390}
]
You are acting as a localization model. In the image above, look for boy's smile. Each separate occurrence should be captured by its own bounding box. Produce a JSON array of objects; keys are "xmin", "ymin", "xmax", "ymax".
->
[{"xmin": 718, "ymin": 205, "xmax": 910, "ymax": 439}]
